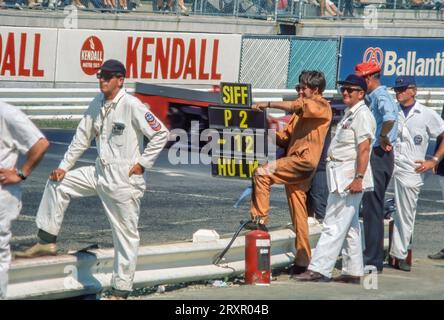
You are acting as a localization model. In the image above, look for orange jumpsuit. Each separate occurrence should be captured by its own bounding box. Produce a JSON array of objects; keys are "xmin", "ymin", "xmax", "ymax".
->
[{"xmin": 250, "ymin": 95, "xmax": 332, "ymax": 267}]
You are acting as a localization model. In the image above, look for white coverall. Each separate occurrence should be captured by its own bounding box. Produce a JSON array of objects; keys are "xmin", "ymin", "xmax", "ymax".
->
[
  {"xmin": 36, "ymin": 88, "xmax": 169, "ymax": 292},
  {"xmin": 0, "ymin": 102, "xmax": 45, "ymax": 299},
  {"xmin": 390, "ymin": 101, "xmax": 444, "ymax": 260},
  {"xmin": 308, "ymin": 101, "xmax": 376, "ymax": 278}
]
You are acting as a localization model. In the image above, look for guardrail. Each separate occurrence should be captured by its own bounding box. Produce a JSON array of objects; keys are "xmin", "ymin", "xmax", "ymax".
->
[
  {"xmin": 0, "ymin": 87, "xmax": 443, "ymax": 120},
  {"xmin": 7, "ymin": 219, "xmax": 389, "ymax": 299},
  {"xmin": 7, "ymin": 225, "xmax": 318, "ymax": 300}
]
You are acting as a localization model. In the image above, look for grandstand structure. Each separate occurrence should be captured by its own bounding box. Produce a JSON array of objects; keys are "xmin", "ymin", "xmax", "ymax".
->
[{"xmin": 0, "ymin": 0, "xmax": 443, "ymax": 37}]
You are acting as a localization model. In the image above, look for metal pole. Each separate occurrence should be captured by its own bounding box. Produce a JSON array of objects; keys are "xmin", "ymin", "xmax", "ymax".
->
[
  {"xmin": 274, "ymin": 0, "xmax": 278, "ymax": 20},
  {"xmin": 298, "ymin": 0, "xmax": 302, "ymax": 19},
  {"xmin": 393, "ymin": 0, "xmax": 397, "ymax": 20}
]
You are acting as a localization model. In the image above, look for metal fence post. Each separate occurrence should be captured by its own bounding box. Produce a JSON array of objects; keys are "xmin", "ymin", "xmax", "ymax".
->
[{"xmin": 275, "ymin": 0, "xmax": 278, "ymax": 20}]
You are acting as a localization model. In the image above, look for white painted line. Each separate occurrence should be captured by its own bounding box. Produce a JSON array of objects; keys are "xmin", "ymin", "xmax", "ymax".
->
[
  {"xmin": 169, "ymin": 218, "xmax": 212, "ymax": 225},
  {"xmin": 45, "ymin": 153, "xmax": 96, "ymax": 164},
  {"xmin": 385, "ymin": 191, "xmax": 444, "ymax": 203},
  {"xmin": 49, "ymin": 141, "xmax": 97, "ymax": 150},
  {"xmin": 12, "ymin": 235, "xmax": 37, "ymax": 242},
  {"xmin": 146, "ymin": 189, "xmax": 233, "ymax": 201},
  {"xmin": 16, "ymin": 214, "xmax": 35, "ymax": 222},
  {"xmin": 417, "ymin": 212, "xmax": 444, "ymax": 216}
]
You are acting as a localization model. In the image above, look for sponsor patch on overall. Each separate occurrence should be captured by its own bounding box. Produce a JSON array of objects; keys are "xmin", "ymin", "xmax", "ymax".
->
[
  {"xmin": 145, "ymin": 112, "xmax": 161, "ymax": 131},
  {"xmin": 413, "ymin": 135, "xmax": 423, "ymax": 145}
]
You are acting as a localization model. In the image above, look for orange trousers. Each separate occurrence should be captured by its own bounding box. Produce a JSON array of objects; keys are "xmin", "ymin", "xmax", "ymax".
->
[{"xmin": 250, "ymin": 156, "xmax": 314, "ymax": 267}]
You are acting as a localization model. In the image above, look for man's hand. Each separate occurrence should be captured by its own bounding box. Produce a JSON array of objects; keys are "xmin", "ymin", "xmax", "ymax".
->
[
  {"xmin": 251, "ymin": 103, "xmax": 268, "ymax": 112},
  {"xmin": 49, "ymin": 168, "xmax": 66, "ymax": 182},
  {"xmin": 129, "ymin": 163, "xmax": 145, "ymax": 176},
  {"xmin": 415, "ymin": 160, "xmax": 436, "ymax": 174},
  {"xmin": 345, "ymin": 178, "xmax": 363, "ymax": 193},
  {"xmin": 379, "ymin": 136, "xmax": 393, "ymax": 152},
  {"xmin": 0, "ymin": 168, "xmax": 23, "ymax": 185}
]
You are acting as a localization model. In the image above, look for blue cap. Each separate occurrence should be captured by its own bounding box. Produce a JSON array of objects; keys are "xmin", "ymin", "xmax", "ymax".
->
[
  {"xmin": 99, "ymin": 59, "xmax": 126, "ymax": 76},
  {"xmin": 393, "ymin": 76, "xmax": 416, "ymax": 89},
  {"xmin": 337, "ymin": 74, "xmax": 367, "ymax": 92}
]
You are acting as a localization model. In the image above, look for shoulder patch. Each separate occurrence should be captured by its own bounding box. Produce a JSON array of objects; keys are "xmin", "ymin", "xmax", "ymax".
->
[{"xmin": 145, "ymin": 112, "xmax": 161, "ymax": 131}]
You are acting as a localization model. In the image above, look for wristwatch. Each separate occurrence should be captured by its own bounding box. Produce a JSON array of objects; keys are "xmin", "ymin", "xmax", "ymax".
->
[
  {"xmin": 16, "ymin": 169, "xmax": 27, "ymax": 180},
  {"xmin": 431, "ymin": 156, "xmax": 440, "ymax": 163},
  {"xmin": 355, "ymin": 173, "xmax": 364, "ymax": 180}
]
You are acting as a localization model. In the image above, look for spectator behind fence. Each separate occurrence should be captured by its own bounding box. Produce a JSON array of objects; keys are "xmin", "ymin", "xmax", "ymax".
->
[
  {"xmin": 156, "ymin": 0, "xmax": 188, "ymax": 13},
  {"xmin": 340, "ymin": 0, "xmax": 353, "ymax": 16},
  {"xmin": 320, "ymin": 0, "xmax": 342, "ymax": 16}
]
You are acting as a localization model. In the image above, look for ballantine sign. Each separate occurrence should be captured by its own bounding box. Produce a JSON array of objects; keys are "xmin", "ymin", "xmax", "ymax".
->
[{"xmin": 383, "ymin": 51, "xmax": 444, "ymax": 77}]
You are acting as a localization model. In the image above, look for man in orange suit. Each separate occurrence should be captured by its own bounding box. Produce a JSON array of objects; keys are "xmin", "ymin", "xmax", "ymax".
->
[{"xmin": 250, "ymin": 71, "xmax": 332, "ymax": 275}]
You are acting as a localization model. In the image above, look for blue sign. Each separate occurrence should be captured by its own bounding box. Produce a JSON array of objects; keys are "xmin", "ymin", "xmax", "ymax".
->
[{"xmin": 339, "ymin": 37, "xmax": 444, "ymax": 88}]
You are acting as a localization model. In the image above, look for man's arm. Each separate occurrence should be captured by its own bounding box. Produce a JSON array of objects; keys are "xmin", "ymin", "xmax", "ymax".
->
[
  {"xmin": 379, "ymin": 120, "xmax": 395, "ymax": 151},
  {"xmin": 252, "ymin": 101, "xmax": 296, "ymax": 114},
  {"xmin": 416, "ymin": 131, "xmax": 444, "ymax": 174},
  {"xmin": 57, "ymin": 108, "xmax": 96, "ymax": 173},
  {"xmin": 130, "ymin": 102, "xmax": 169, "ymax": 175},
  {"xmin": 378, "ymin": 95, "xmax": 398, "ymax": 151},
  {"xmin": 0, "ymin": 138, "xmax": 49, "ymax": 185},
  {"xmin": 252, "ymin": 97, "xmax": 330, "ymax": 119},
  {"xmin": 346, "ymin": 138, "xmax": 371, "ymax": 193}
]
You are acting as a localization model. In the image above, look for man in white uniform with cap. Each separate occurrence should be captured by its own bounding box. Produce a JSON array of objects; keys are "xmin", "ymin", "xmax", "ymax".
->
[
  {"xmin": 15, "ymin": 59, "xmax": 169, "ymax": 299},
  {"xmin": 389, "ymin": 76, "xmax": 444, "ymax": 271},
  {"xmin": 0, "ymin": 102, "xmax": 49, "ymax": 299},
  {"xmin": 295, "ymin": 74, "xmax": 376, "ymax": 284}
]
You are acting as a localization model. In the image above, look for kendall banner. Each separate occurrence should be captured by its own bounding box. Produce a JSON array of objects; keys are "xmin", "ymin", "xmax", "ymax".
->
[
  {"xmin": 0, "ymin": 27, "xmax": 57, "ymax": 82},
  {"xmin": 56, "ymin": 29, "xmax": 242, "ymax": 84},
  {"xmin": 339, "ymin": 37, "xmax": 444, "ymax": 88}
]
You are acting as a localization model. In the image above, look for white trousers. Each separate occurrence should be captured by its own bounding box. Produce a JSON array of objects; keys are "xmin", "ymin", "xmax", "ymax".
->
[
  {"xmin": 390, "ymin": 176, "xmax": 420, "ymax": 260},
  {"xmin": 309, "ymin": 192, "xmax": 364, "ymax": 278},
  {"xmin": 0, "ymin": 187, "xmax": 22, "ymax": 300},
  {"xmin": 36, "ymin": 161, "xmax": 145, "ymax": 291}
]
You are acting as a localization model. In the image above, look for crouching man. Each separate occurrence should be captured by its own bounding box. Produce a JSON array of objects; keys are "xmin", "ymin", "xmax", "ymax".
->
[{"xmin": 15, "ymin": 60, "xmax": 169, "ymax": 299}]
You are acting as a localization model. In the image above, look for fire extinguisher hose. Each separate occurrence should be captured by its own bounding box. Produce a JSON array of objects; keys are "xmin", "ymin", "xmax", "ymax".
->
[{"xmin": 212, "ymin": 219, "xmax": 253, "ymax": 265}]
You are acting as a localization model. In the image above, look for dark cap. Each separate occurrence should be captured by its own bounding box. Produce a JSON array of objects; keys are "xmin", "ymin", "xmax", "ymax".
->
[
  {"xmin": 99, "ymin": 59, "xmax": 126, "ymax": 76},
  {"xmin": 393, "ymin": 76, "xmax": 416, "ymax": 89},
  {"xmin": 337, "ymin": 74, "xmax": 367, "ymax": 92},
  {"xmin": 355, "ymin": 62, "xmax": 382, "ymax": 77}
]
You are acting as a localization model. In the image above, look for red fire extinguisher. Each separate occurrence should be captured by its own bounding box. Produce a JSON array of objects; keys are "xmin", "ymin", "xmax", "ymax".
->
[{"xmin": 245, "ymin": 229, "xmax": 271, "ymax": 285}]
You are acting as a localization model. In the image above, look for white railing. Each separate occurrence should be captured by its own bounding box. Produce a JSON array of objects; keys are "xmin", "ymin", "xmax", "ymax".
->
[{"xmin": 0, "ymin": 88, "xmax": 443, "ymax": 120}]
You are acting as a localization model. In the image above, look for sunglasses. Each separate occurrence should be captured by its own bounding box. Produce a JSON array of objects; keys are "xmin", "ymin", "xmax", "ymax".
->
[
  {"xmin": 340, "ymin": 86, "xmax": 363, "ymax": 94},
  {"xmin": 394, "ymin": 86, "xmax": 414, "ymax": 93},
  {"xmin": 295, "ymin": 84, "xmax": 308, "ymax": 92},
  {"xmin": 96, "ymin": 71, "xmax": 122, "ymax": 81}
]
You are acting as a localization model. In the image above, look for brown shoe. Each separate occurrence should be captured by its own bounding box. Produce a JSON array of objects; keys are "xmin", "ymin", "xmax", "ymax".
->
[
  {"xmin": 332, "ymin": 274, "xmax": 361, "ymax": 284},
  {"xmin": 294, "ymin": 270, "xmax": 330, "ymax": 282},
  {"xmin": 14, "ymin": 243, "xmax": 57, "ymax": 259}
]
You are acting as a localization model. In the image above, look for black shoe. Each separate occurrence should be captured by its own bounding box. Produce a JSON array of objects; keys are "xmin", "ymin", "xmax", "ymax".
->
[
  {"xmin": 332, "ymin": 274, "xmax": 361, "ymax": 284},
  {"xmin": 288, "ymin": 265, "xmax": 308, "ymax": 278},
  {"xmin": 428, "ymin": 249, "xmax": 444, "ymax": 260},
  {"xmin": 242, "ymin": 221, "xmax": 268, "ymax": 232},
  {"xmin": 396, "ymin": 259, "xmax": 411, "ymax": 272}
]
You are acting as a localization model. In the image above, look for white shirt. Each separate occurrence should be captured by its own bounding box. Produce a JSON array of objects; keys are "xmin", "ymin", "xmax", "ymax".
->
[
  {"xmin": 0, "ymin": 102, "xmax": 44, "ymax": 190},
  {"xmin": 59, "ymin": 88, "xmax": 169, "ymax": 171},
  {"xmin": 394, "ymin": 101, "xmax": 444, "ymax": 187},
  {"xmin": 328, "ymin": 100, "xmax": 376, "ymax": 162},
  {"xmin": 326, "ymin": 100, "xmax": 376, "ymax": 194}
]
